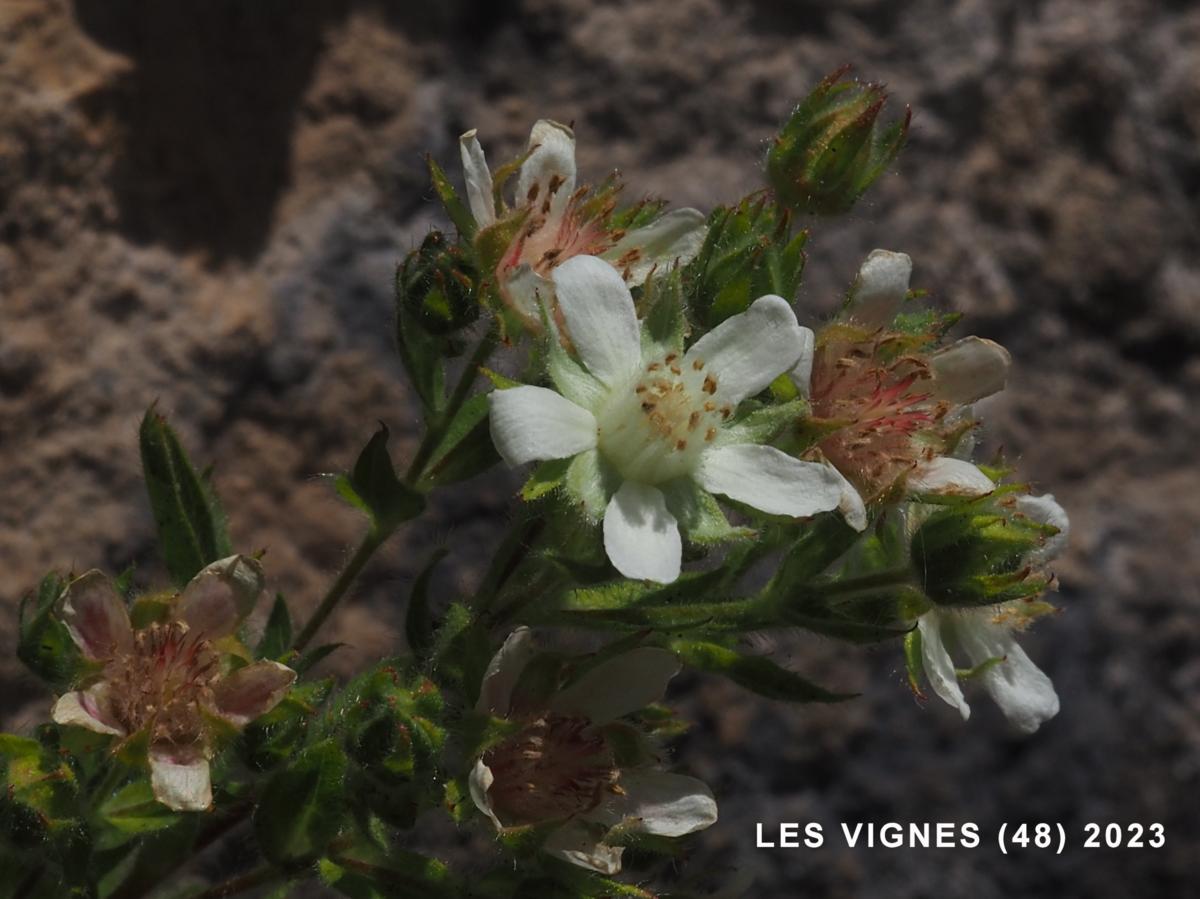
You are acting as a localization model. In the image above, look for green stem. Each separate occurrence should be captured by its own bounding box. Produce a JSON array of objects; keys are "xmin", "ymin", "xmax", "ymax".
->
[
  {"xmin": 293, "ymin": 531, "xmax": 385, "ymax": 652},
  {"xmin": 817, "ymin": 566, "xmax": 915, "ymax": 598},
  {"xmin": 190, "ymin": 865, "xmax": 284, "ymax": 899},
  {"xmin": 475, "ymin": 514, "xmax": 545, "ymax": 615},
  {"xmin": 405, "ymin": 325, "xmax": 498, "ymax": 486}
]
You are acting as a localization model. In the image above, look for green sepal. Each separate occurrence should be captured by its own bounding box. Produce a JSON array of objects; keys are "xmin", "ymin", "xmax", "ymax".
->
[
  {"xmin": 17, "ymin": 573, "xmax": 79, "ymax": 689},
  {"xmin": 638, "ymin": 267, "xmax": 687, "ymax": 357},
  {"xmin": 239, "ymin": 679, "xmax": 334, "ymax": 773},
  {"xmin": 522, "ymin": 457, "xmax": 572, "ymax": 501},
  {"xmin": 670, "ymin": 639, "xmax": 855, "ymax": 703},
  {"xmin": 139, "ymin": 408, "xmax": 232, "ymax": 587},
  {"xmin": 903, "ymin": 628, "xmax": 925, "ymax": 695},
  {"xmin": 128, "ymin": 594, "xmax": 172, "ymax": 630},
  {"xmin": 661, "ymin": 479, "xmax": 752, "ymax": 545},
  {"xmin": 718, "ymin": 398, "xmax": 809, "ymax": 447},
  {"xmin": 334, "ymin": 425, "xmax": 424, "ymax": 536},
  {"xmin": 395, "ymin": 303, "xmax": 447, "ymax": 415},
  {"xmin": 473, "ymin": 210, "xmax": 529, "ymax": 282},
  {"xmin": 765, "ymin": 513, "xmax": 862, "ymax": 600},
  {"xmin": 254, "ymin": 738, "xmax": 348, "ymax": 865},
  {"xmin": 426, "ymin": 154, "xmax": 478, "ymax": 240}
]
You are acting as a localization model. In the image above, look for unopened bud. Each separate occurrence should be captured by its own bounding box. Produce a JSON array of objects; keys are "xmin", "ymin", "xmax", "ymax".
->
[
  {"xmin": 396, "ymin": 231, "xmax": 480, "ymax": 335},
  {"xmin": 767, "ymin": 65, "xmax": 910, "ymax": 216}
]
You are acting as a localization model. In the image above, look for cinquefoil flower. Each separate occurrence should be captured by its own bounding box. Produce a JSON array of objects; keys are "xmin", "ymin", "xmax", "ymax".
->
[
  {"xmin": 51, "ymin": 556, "xmax": 296, "ymax": 810},
  {"xmin": 470, "ymin": 628, "xmax": 717, "ymax": 874},
  {"xmin": 791, "ymin": 249, "xmax": 1012, "ymax": 527},
  {"xmin": 461, "ymin": 121, "xmax": 706, "ymax": 330},
  {"xmin": 916, "ymin": 493, "xmax": 1068, "ymax": 734},
  {"xmin": 489, "ymin": 255, "xmax": 845, "ymax": 583}
]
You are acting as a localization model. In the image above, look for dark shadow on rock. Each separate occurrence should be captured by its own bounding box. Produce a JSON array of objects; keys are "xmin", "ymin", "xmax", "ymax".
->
[{"xmin": 71, "ymin": 0, "xmax": 354, "ymax": 262}]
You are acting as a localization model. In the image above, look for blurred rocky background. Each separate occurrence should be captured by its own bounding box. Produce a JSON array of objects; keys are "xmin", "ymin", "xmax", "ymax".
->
[{"xmin": 1, "ymin": 0, "xmax": 1197, "ymax": 896}]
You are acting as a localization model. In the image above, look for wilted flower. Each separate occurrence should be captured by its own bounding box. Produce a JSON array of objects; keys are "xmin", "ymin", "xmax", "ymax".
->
[
  {"xmin": 489, "ymin": 254, "xmax": 846, "ymax": 583},
  {"xmin": 470, "ymin": 628, "xmax": 717, "ymax": 874},
  {"xmin": 460, "ymin": 120, "xmax": 706, "ymax": 330},
  {"xmin": 914, "ymin": 493, "xmax": 1068, "ymax": 734},
  {"xmin": 51, "ymin": 556, "xmax": 296, "ymax": 811},
  {"xmin": 791, "ymin": 249, "xmax": 1011, "ymax": 528}
]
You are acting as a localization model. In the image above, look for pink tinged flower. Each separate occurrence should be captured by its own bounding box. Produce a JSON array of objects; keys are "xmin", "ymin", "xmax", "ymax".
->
[
  {"xmin": 459, "ymin": 122, "xmax": 707, "ymax": 330},
  {"xmin": 790, "ymin": 249, "xmax": 1008, "ymax": 515},
  {"xmin": 917, "ymin": 493, "xmax": 1068, "ymax": 734},
  {"xmin": 469, "ymin": 629, "xmax": 717, "ymax": 875},
  {"xmin": 50, "ymin": 556, "xmax": 296, "ymax": 811},
  {"xmin": 489, "ymin": 255, "xmax": 844, "ymax": 584}
]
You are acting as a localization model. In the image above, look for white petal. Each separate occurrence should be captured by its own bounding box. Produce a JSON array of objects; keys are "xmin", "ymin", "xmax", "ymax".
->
[
  {"xmin": 459, "ymin": 129, "xmax": 495, "ymax": 228},
  {"xmin": 931, "ymin": 336, "xmax": 1011, "ymax": 405},
  {"xmin": 956, "ymin": 614, "xmax": 1060, "ymax": 734},
  {"xmin": 60, "ymin": 570, "xmax": 132, "ymax": 661},
  {"xmin": 788, "ymin": 326, "xmax": 815, "ymax": 398},
  {"xmin": 829, "ymin": 465, "xmax": 868, "ymax": 531},
  {"xmin": 178, "ymin": 555, "xmax": 265, "ymax": 641},
  {"xmin": 1015, "ymin": 493, "xmax": 1070, "ymax": 565},
  {"xmin": 51, "ymin": 685, "xmax": 125, "ymax": 737},
  {"xmin": 549, "ymin": 647, "xmax": 680, "ymax": 724},
  {"xmin": 907, "ymin": 457, "xmax": 995, "ymax": 498},
  {"xmin": 552, "ymin": 256, "xmax": 641, "ymax": 387},
  {"xmin": 468, "ymin": 758, "xmax": 503, "ymax": 829},
  {"xmin": 846, "ymin": 249, "xmax": 912, "ymax": 328},
  {"xmin": 917, "ymin": 615, "xmax": 970, "ymax": 721},
  {"xmin": 683, "ymin": 295, "xmax": 804, "ymax": 405},
  {"xmin": 542, "ymin": 820, "xmax": 624, "ymax": 875},
  {"xmin": 149, "ymin": 749, "xmax": 212, "ymax": 812},
  {"xmin": 488, "ymin": 386, "xmax": 597, "ymax": 466},
  {"xmin": 594, "ymin": 771, "xmax": 717, "ymax": 837},
  {"xmin": 476, "ymin": 627, "xmax": 537, "ymax": 716},
  {"xmin": 695, "ymin": 444, "xmax": 843, "ymax": 518},
  {"xmin": 517, "ymin": 119, "xmax": 576, "ymax": 221},
  {"xmin": 602, "ymin": 482, "xmax": 681, "ymax": 584},
  {"xmin": 209, "ymin": 661, "xmax": 296, "ymax": 728},
  {"xmin": 502, "ymin": 262, "xmax": 554, "ymax": 325},
  {"xmin": 604, "ymin": 208, "xmax": 707, "ymax": 284}
]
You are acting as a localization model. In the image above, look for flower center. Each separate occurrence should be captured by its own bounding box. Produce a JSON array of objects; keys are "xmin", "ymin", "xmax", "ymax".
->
[
  {"xmin": 810, "ymin": 337, "xmax": 946, "ymax": 500},
  {"xmin": 103, "ymin": 621, "xmax": 220, "ymax": 747},
  {"xmin": 483, "ymin": 713, "xmax": 619, "ymax": 826},
  {"xmin": 595, "ymin": 352, "xmax": 731, "ymax": 485}
]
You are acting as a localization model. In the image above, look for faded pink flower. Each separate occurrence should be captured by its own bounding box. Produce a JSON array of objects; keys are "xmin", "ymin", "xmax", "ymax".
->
[{"xmin": 52, "ymin": 556, "xmax": 296, "ymax": 811}]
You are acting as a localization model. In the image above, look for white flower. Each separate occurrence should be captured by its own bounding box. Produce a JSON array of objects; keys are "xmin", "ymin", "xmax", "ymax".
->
[
  {"xmin": 488, "ymin": 254, "xmax": 845, "ymax": 583},
  {"xmin": 916, "ymin": 493, "xmax": 1068, "ymax": 734},
  {"xmin": 460, "ymin": 121, "xmax": 707, "ymax": 329},
  {"xmin": 469, "ymin": 628, "xmax": 717, "ymax": 875},
  {"xmin": 790, "ymin": 249, "xmax": 1011, "ymax": 526},
  {"xmin": 51, "ymin": 556, "xmax": 296, "ymax": 811}
]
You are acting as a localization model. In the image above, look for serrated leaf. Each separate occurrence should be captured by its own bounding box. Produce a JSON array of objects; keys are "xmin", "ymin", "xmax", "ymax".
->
[
  {"xmin": 139, "ymin": 409, "xmax": 231, "ymax": 586},
  {"xmin": 335, "ymin": 426, "xmax": 424, "ymax": 535}
]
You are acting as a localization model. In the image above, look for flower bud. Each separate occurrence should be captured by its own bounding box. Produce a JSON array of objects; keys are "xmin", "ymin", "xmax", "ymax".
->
[
  {"xmin": 395, "ymin": 231, "xmax": 480, "ymax": 335},
  {"xmin": 910, "ymin": 489, "xmax": 1062, "ymax": 608},
  {"xmin": 767, "ymin": 66, "xmax": 910, "ymax": 216}
]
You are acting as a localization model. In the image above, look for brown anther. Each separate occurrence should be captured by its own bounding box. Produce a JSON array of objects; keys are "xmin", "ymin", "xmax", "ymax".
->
[
  {"xmin": 676, "ymin": 439, "xmax": 688, "ymax": 451},
  {"xmin": 548, "ymin": 174, "xmax": 565, "ymax": 195},
  {"xmin": 692, "ymin": 359, "xmax": 704, "ymax": 371},
  {"xmin": 703, "ymin": 375, "xmax": 718, "ymax": 394},
  {"xmin": 721, "ymin": 406, "xmax": 732, "ymax": 420},
  {"xmin": 705, "ymin": 427, "xmax": 717, "ymax": 441},
  {"xmin": 688, "ymin": 411, "xmax": 701, "ymax": 429},
  {"xmin": 635, "ymin": 384, "xmax": 647, "ymax": 394},
  {"xmin": 670, "ymin": 364, "xmax": 682, "ymax": 375},
  {"xmin": 540, "ymin": 248, "xmax": 562, "ymax": 264},
  {"xmin": 526, "ymin": 183, "xmax": 540, "ymax": 203},
  {"xmin": 704, "ymin": 401, "xmax": 716, "ymax": 412},
  {"xmin": 665, "ymin": 353, "xmax": 678, "ymax": 363},
  {"xmin": 641, "ymin": 401, "xmax": 656, "ymax": 412},
  {"xmin": 647, "ymin": 362, "xmax": 662, "ymax": 372}
]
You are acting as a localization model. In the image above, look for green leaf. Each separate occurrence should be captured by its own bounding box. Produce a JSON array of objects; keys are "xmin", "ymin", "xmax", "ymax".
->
[
  {"xmin": 254, "ymin": 739, "xmax": 347, "ymax": 864},
  {"xmin": 671, "ymin": 640, "xmax": 855, "ymax": 703},
  {"xmin": 420, "ymin": 393, "xmax": 500, "ymax": 487},
  {"xmin": 257, "ymin": 594, "xmax": 293, "ymax": 661},
  {"xmin": 335, "ymin": 426, "xmax": 424, "ymax": 535},
  {"xmin": 405, "ymin": 549, "xmax": 446, "ymax": 660},
  {"xmin": 139, "ymin": 409, "xmax": 231, "ymax": 587},
  {"xmin": 766, "ymin": 513, "xmax": 861, "ymax": 599},
  {"xmin": 394, "ymin": 304, "xmax": 446, "ymax": 414},
  {"xmin": 95, "ymin": 782, "xmax": 180, "ymax": 851}
]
